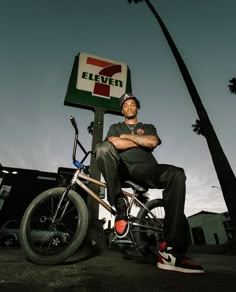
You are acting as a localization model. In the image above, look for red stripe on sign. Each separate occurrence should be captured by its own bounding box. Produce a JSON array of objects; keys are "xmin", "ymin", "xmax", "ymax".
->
[
  {"xmin": 93, "ymin": 64, "xmax": 122, "ymax": 97},
  {"xmin": 86, "ymin": 57, "xmax": 115, "ymax": 68}
]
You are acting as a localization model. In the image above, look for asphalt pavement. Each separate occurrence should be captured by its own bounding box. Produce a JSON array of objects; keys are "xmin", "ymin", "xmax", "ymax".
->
[{"xmin": 0, "ymin": 247, "xmax": 236, "ymax": 291}]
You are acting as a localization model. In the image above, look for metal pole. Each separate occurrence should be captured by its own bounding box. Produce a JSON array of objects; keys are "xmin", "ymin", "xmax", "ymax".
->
[
  {"xmin": 85, "ymin": 107, "xmax": 106, "ymax": 251},
  {"xmin": 211, "ymin": 185, "xmax": 222, "ymax": 191},
  {"xmin": 87, "ymin": 107, "xmax": 104, "ymax": 220}
]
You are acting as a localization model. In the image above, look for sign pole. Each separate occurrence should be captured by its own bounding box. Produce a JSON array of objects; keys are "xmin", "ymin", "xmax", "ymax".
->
[
  {"xmin": 85, "ymin": 107, "xmax": 106, "ymax": 251},
  {"xmin": 88, "ymin": 107, "xmax": 104, "ymax": 220},
  {"xmin": 64, "ymin": 52, "xmax": 132, "ymax": 251}
]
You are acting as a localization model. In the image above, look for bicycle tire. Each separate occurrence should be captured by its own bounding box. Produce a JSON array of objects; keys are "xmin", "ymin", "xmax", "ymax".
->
[
  {"xmin": 134, "ymin": 199, "xmax": 165, "ymax": 256},
  {"xmin": 19, "ymin": 187, "xmax": 88, "ymax": 265}
]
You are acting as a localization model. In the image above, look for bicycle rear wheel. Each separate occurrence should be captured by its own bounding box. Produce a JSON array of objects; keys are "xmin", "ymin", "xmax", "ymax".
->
[
  {"xmin": 134, "ymin": 199, "xmax": 165, "ymax": 256},
  {"xmin": 19, "ymin": 187, "xmax": 88, "ymax": 265}
]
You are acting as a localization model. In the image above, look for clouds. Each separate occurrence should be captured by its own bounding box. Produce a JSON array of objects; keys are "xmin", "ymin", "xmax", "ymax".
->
[
  {"xmin": 185, "ymin": 163, "xmax": 227, "ymax": 216},
  {"xmin": 0, "ymin": 0, "xmax": 235, "ymax": 218}
]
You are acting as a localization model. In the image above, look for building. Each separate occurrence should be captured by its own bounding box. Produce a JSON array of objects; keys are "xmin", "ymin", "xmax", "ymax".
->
[
  {"xmin": 0, "ymin": 165, "xmax": 87, "ymax": 226},
  {"xmin": 0, "ymin": 166, "xmax": 58, "ymax": 225},
  {"xmin": 188, "ymin": 211, "xmax": 232, "ymax": 245}
]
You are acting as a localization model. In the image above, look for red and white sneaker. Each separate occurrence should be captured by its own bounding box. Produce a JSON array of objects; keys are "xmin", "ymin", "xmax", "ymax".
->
[
  {"xmin": 157, "ymin": 242, "xmax": 205, "ymax": 274},
  {"xmin": 114, "ymin": 197, "xmax": 129, "ymax": 238}
]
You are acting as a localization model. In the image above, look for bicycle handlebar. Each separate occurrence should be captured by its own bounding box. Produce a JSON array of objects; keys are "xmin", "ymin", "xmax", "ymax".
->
[
  {"xmin": 70, "ymin": 116, "xmax": 78, "ymax": 135},
  {"xmin": 70, "ymin": 116, "xmax": 92, "ymax": 172}
]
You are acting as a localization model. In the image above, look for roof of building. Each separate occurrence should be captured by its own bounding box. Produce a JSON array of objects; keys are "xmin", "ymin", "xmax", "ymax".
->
[{"xmin": 188, "ymin": 210, "xmax": 218, "ymax": 218}]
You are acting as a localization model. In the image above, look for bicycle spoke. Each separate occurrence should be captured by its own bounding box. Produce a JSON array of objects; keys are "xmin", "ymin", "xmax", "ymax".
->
[
  {"xmin": 25, "ymin": 193, "xmax": 80, "ymax": 255},
  {"xmin": 20, "ymin": 188, "xmax": 88, "ymax": 265},
  {"xmin": 133, "ymin": 199, "xmax": 165, "ymax": 256}
]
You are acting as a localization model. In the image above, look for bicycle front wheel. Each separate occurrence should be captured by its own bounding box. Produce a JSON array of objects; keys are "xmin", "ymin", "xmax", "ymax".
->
[
  {"xmin": 134, "ymin": 199, "xmax": 165, "ymax": 256},
  {"xmin": 19, "ymin": 187, "xmax": 88, "ymax": 265}
]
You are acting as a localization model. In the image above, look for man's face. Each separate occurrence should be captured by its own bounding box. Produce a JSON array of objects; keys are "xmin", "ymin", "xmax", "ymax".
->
[{"xmin": 122, "ymin": 98, "xmax": 138, "ymax": 119}]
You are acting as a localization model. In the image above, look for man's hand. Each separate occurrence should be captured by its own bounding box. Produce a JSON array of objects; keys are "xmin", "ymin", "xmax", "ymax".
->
[
  {"xmin": 120, "ymin": 134, "xmax": 158, "ymax": 149},
  {"xmin": 107, "ymin": 135, "xmax": 159, "ymax": 150},
  {"xmin": 107, "ymin": 136, "xmax": 138, "ymax": 150}
]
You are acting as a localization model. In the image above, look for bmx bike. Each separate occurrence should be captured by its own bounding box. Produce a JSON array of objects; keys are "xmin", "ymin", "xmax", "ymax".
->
[{"xmin": 19, "ymin": 116, "xmax": 165, "ymax": 265}]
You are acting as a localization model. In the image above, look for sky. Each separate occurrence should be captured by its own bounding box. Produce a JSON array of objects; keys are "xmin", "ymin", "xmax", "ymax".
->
[{"xmin": 0, "ymin": 0, "xmax": 236, "ymax": 220}]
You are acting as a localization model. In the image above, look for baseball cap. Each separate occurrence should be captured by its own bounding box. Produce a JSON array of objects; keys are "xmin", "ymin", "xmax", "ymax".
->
[{"xmin": 120, "ymin": 93, "xmax": 140, "ymax": 108}]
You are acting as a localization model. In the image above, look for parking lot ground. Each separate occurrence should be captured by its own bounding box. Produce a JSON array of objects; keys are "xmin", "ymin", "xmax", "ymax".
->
[{"xmin": 0, "ymin": 247, "xmax": 236, "ymax": 291}]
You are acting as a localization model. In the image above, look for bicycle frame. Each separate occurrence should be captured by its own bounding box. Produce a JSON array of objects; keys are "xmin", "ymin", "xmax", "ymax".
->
[
  {"xmin": 67, "ymin": 169, "xmax": 163, "ymax": 233},
  {"xmin": 65, "ymin": 116, "xmax": 163, "ymax": 232},
  {"xmin": 19, "ymin": 116, "xmax": 164, "ymax": 266}
]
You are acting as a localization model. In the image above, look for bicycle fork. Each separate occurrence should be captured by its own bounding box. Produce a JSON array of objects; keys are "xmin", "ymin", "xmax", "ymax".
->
[
  {"xmin": 49, "ymin": 186, "xmax": 71, "ymax": 224},
  {"xmin": 51, "ymin": 170, "xmax": 81, "ymax": 224}
]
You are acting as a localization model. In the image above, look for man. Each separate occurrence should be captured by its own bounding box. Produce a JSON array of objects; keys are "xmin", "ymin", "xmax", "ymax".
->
[{"xmin": 95, "ymin": 93, "xmax": 204, "ymax": 274}]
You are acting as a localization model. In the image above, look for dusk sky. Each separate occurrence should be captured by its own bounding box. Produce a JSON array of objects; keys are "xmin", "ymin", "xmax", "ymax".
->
[{"xmin": 1, "ymin": 0, "xmax": 236, "ymax": 220}]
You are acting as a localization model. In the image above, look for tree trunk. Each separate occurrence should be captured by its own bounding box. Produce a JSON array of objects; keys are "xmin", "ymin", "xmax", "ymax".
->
[{"xmin": 145, "ymin": 0, "xmax": 236, "ymax": 237}]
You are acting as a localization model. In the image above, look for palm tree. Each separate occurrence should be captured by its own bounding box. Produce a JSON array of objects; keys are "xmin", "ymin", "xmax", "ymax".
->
[
  {"xmin": 87, "ymin": 122, "xmax": 94, "ymax": 135},
  {"xmin": 192, "ymin": 119, "xmax": 205, "ymax": 137},
  {"xmin": 228, "ymin": 77, "xmax": 236, "ymax": 95},
  {"xmin": 128, "ymin": 0, "xmax": 236, "ymax": 239}
]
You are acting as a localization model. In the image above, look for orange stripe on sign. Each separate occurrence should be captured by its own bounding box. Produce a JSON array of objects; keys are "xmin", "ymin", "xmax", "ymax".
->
[{"xmin": 86, "ymin": 57, "xmax": 115, "ymax": 68}]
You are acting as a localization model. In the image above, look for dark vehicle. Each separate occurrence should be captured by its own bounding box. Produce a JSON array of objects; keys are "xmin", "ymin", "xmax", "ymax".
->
[
  {"xmin": 0, "ymin": 220, "xmax": 70, "ymax": 247},
  {"xmin": 0, "ymin": 220, "xmax": 20, "ymax": 247}
]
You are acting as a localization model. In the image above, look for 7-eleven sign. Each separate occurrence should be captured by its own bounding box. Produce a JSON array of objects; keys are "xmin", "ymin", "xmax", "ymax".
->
[{"xmin": 64, "ymin": 52, "xmax": 132, "ymax": 114}]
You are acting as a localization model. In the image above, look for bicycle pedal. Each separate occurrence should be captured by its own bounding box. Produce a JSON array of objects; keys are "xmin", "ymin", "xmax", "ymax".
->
[{"xmin": 115, "ymin": 239, "xmax": 133, "ymax": 245}]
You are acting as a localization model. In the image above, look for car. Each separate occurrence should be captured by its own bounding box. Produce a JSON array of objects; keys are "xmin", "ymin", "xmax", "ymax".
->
[
  {"xmin": 0, "ymin": 220, "xmax": 20, "ymax": 247},
  {"xmin": 29, "ymin": 226, "xmax": 71, "ymax": 247},
  {"xmin": 0, "ymin": 220, "xmax": 71, "ymax": 247}
]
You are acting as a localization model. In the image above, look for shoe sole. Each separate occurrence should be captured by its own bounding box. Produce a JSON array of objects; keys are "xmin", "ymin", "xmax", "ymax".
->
[{"xmin": 157, "ymin": 262, "xmax": 205, "ymax": 274}]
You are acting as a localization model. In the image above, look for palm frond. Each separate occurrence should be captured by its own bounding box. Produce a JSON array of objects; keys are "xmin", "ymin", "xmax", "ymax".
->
[
  {"xmin": 192, "ymin": 119, "xmax": 205, "ymax": 137},
  {"xmin": 228, "ymin": 77, "xmax": 236, "ymax": 95},
  {"xmin": 87, "ymin": 122, "xmax": 94, "ymax": 135},
  {"xmin": 128, "ymin": 0, "xmax": 144, "ymax": 3}
]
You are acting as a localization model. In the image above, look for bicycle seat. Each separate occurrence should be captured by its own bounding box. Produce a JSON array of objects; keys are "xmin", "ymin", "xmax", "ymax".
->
[{"xmin": 123, "ymin": 180, "xmax": 148, "ymax": 194}]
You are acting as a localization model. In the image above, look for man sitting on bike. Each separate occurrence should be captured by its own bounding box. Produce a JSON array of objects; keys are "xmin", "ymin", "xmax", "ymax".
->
[{"xmin": 95, "ymin": 93, "xmax": 204, "ymax": 274}]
